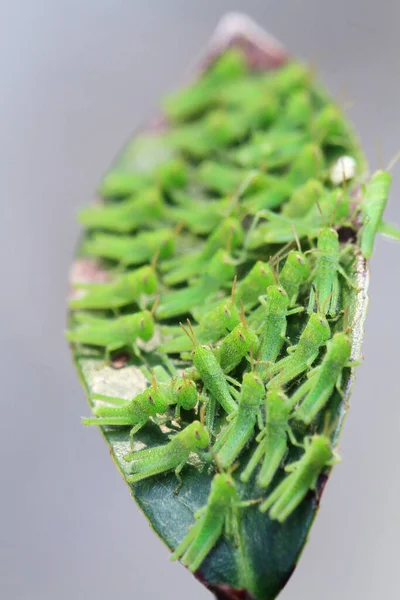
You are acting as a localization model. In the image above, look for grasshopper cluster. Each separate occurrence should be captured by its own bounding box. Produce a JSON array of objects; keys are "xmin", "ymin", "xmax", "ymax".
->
[{"xmin": 68, "ymin": 48, "xmax": 400, "ymax": 574}]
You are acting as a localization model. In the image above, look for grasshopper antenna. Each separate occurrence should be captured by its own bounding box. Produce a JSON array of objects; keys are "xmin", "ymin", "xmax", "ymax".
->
[
  {"xmin": 150, "ymin": 369, "xmax": 158, "ymax": 392},
  {"xmin": 180, "ymin": 319, "xmax": 199, "ymax": 347},
  {"xmin": 291, "ymin": 224, "xmax": 302, "ymax": 253},
  {"xmin": 386, "ymin": 149, "xmax": 400, "ymax": 173},
  {"xmin": 231, "ymin": 275, "xmax": 237, "ymax": 306},
  {"xmin": 234, "ymin": 169, "xmax": 259, "ymax": 202},
  {"xmin": 150, "ymin": 248, "xmax": 160, "ymax": 270},
  {"xmin": 239, "ymin": 300, "xmax": 248, "ymax": 329},
  {"xmin": 268, "ymin": 255, "xmax": 280, "ymax": 285},
  {"xmin": 150, "ymin": 295, "xmax": 160, "ymax": 317}
]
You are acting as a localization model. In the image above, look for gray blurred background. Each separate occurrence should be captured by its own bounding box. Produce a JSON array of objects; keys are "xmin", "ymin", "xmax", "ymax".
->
[{"xmin": 1, "ymin": 1, "xmax": 400, "ymax": 599}]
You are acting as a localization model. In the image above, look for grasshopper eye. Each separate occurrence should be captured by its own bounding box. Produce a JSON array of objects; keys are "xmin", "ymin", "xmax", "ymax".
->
[
  {"xmin": 223, "ymin": 307, "xmax": 231, "ymax": 317},
  {"xmin": 319, "ymin": 317, "xmax": 327, "ymax": 326},
  {"xmin": 139, "ymin": 318, "xmax": 145, "ymax": 329},
  {"xmin": 148, "ymin": 394, "xmax": 155, "ymax": 405},
  {"xmin": 277, "ymin": 287, "xmax": 285, "ymax": 295},
  {"xmin": 238, "ymin": 331, "xmax": 245, "ymax": 341},
  {"xmin": 194, "ymin": 429, "xmax": 200, "ymax": 440},
  {"xmin": 296, "ymin": 254, "xmax": 305, "ymax": 265}
]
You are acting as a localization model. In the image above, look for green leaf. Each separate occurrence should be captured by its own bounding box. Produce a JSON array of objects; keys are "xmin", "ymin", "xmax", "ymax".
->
[{"xmin": 68, "ymin": 14, "xmax": 370, "ymax": 600}]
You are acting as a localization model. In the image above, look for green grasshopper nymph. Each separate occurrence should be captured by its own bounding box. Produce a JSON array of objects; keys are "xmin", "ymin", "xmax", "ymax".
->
[
  {"xmin": 196, "ymin": 161, "xmax": 261, "ymax": 196},
  {"xmin": 268, "ymin": 61, "xmax": 313, "ymax": 99},
  {"xmin": 157, "ymin": 250, "xmax": 235, "ymax": 320},
  {"xmin": 360, "ymin": 169, "xmax": 393, "ymax": 259},
  {"xmin": 66, "ymin": 299, "xmax": 158, "ymax": 359},
  {"xmin": 291, "ymin": 331, "xmax": 356, "ymax": 425},
  {"xmin": 83, "ymin": 228, "xmax": 176, "ymax": 267},
  {"xmin": 248, "ymin": 252, "xmax": 306, "ymax": 332},
  {"xmin": 69, "ymin": 263, "xmax": 158, "ymax": 311},
  {"xmin": 307, "ymin": 227, "xmax": 356, "ymax": 317},
  {"xmin": 169, "ymin": 109, "xmax": 250, "ymax": 159},
  {"xmin": 247, "ymin": 187, "xmax": 351, "ymax": 249},
  {"xmin": 160, "ymin": 282, "xmax": 241, "ymax": 355},
  {"xmin": 78, "ymin": 187, "xmax": 164, "ymax": 233},
  {"xmin": 163, "ymin": 47, "xmax": 248, "ymax": 122},
  {"xmin": 180, "ymin": 321, "xmax": 238, "ymax": 418},
  {"xmin": 231, "ymin": 129, "xmax": 309, "ymax": 170},
  {"xmin": 260, "ymin": 434, "xmax": 339, "ymax": 520},
  {"xmin": 98, "ymin": 157, "xmax": 187, "ymax": 199},
  {"xmin": 165, "ymin": 192, "xmax": 230, "ymax": 236},
  {"xmin": 171, "ymin": 472, "xmax": 258, "ymax": 572},
  {"xmin": 279, "ymin": 249, "xmax": 311, "ymax": 306},
  {"xmin": 216, "ymin": 309, "xmax": 259, "ymax": 374},
  {"xmin": 234, "ymin": 260, "xmax": 275, "ymax": 310},
  {"xmin": 286, "ymin": 143, "xmax": 325, "ymax": 187},
  {"xmin": 255, "ymin": 285, "xmax": 292, "ymax": 380},
  {"xmin": 161, "ymin": 217, "xmax": 244, "ymax": 286},
  {"xmin": 213, "ymin": 372, "xmax": 265, "ymax": 470},
  {"xmin": 281, "ymin": 179, "xmax": 326, "ymax": 219},
  {"xmin": 82, "ymin": 372, "xmax": 200, "ymax": 445},
  {"xmin": 193, "ymin": 260, "xmax": 274, "ymax": 320},
  {"xmin": 267, "ymin": 312, "xmax": 331, "ymax": 388},
  {"xmin": 313, "ymin": 104, "xmax": 355, "ymax": 149},
  {"xmin": 124, "ymin": 420, "xmax": 210, "ymax": 486},
  {"xmin": 240, "ymin": 388, "xmax": 294, "ymax": 488}
]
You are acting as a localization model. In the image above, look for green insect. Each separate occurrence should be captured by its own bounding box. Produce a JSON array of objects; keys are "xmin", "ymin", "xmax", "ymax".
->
[
  {"xmin": 69, "ymin": 263, "xmax": 158, "ymax": 311},
  {"xmin": 307, "ymin": 227, "xmax": 355, "ymax": 317},
  {"xmin": 234, "ymin": 260, "xmax": 275, "ymax": 309},
  {"xmin": 255, "ymin": 285, "xmax": 292, "ymax": 380},
  {"xmin": 82, "ymin": 371, "xmax": 199, "ymax": 444},
  {"xmin": 247, "ymin": 186, "xmax": 352, "ymax": 248},
  {"xmin": 267, "ymin": 312, "xmax": 331, "ymax": 387},
  {"xmin": 78, "ymin": 187, "xmax": 164, "ymax": 233},
  {"xmin": 291, "ymin": 331, "xmax": 354, "ymax": 425},
  {"xmin": 180, "ymin": 321, "xmax": 238, "ymax": 419},
  {"xmin": 241, "ymin": 177, "xmax": 295, "ymax": 214},
  {"xmin": 193, "ymin": 260, "xmax": 274, "ymax": 320},
  {"xmin": 169, "ymin": 109, "xmax": 250, "ymax": 159},
  {"xmin": 284, "ymin": 89, "xmax": 314, "ymax": 128},
  {"xmin": 286, "ymin": 143, "xmax": 325, "ymax": 187},
  {"xmin": 98, "ymin": 157, "xmax": 187, "ymax": 198},
  {"xmin": 213, "ymin": 372, "xmax": 265, "ymax": 470},
  {"xmin": 216, "ymin": 313, "xmax": 259, "ymax": 374},
  {"xmin": 313, "ymin": 104, "xmax": 354, "ymax": 148},
  {"xmin": 268, "ymin": 61, "xmax": 312, "ymax": 99},
  {"xmin": 124, "ymin": 420, "xmax": 210, "ymax": 486},
  {"xmin": 360, "ymin": 170, "xmax": 393, "ymax": 258},
  {"xmin": 157, "ymin": 250, "xmax": 235, "ymax": 320},
  {"xmin": 231, "ymin": 129, "xmax": 309, "ymax": 170},
  {"xmin": 83, "ymin": 228, "xmax": 176, "ymax": 267},
  {"xmin": 66, "ymin": 301, "xmax": 158, "ymax": 359},
  {"xmin": 249, "ymin": 252, "xmax": 308, "ymax": 330},
  {"xmin": 161, "ymin": 217, "xmax": 243, "ymax": 286},
  {"xmin": 240, "ymin": 388, "xmax": 293, "ymax": 488},
  {"xmin": 164, "ymin": 48, "xmax": 248, "ymax": 122},
  {"xmin": 279, "ymin": 249, "xmax": 310, "ymax": 306},
  {"xmin": 281, "ymin": 179, "xmax": 326, "ymax": 219},
  {"xmin": 260, "ymin": 434, "xmax": 339, "ymax": 520},
  {"xmin": 166, "ymin": 191, "xmax": 231, "ymax": 235},
  {"xmin": 196, "ymin": 161, "xmax": 259, "ymax": 196},
  {"xmin": 171, "ymin": 473, "xmax": 257, "ymax": 572},
  {"xmin": 160, "ymin": 284, "xmax": 241, "ymax": 354}
]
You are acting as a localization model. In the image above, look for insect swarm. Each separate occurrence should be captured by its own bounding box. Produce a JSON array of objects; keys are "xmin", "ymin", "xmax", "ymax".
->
[{"xmin": 68, "ymin": 16, "xmax": 400, "ymax": 600}]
